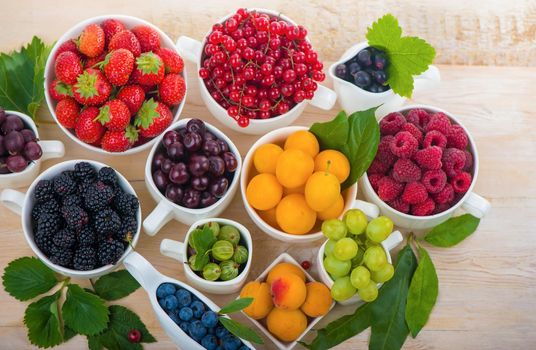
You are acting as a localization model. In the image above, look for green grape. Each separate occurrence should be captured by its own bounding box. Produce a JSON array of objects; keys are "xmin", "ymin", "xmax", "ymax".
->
[
  {"xmin": 343, "ymin": 209, "xmax": 368, "ymax": 235},
  {"xmin": 220, "ymin": 260, "xmax": 239, "ymax": 281},
  {"xmin": 202, "ymin": 263, "xmax": 221, "ymax": 281},
  {"xmin": 233, "ymin": 245, "xmax": 249, "ymax": 264},
  {"xmin": 358, "ymin": 280, "xmax": 378, "ymax": 302},
  {"xmin": 363, "ymin": 246, "xmax": 387, "ymax": 272},
  {"xmin": 371, "ymin": 263, "xmax": 394, "ymax": 283},
  {"xmin": 333, "ymin": 237, "xmax": 358, "ymax": 261},
  {"xmin": 321, "ymin": 219, "xmax": 348, "ymax": 241},
  {"xmin": 331, "ymin": 276, "xmax": 357, "ymax": 302},
  {"xmin": 323, "ymin": 255, "xmax": 351, "ymax": 278},
  {"xmin": 350, "ymin": 266, "xmax": 371, "ymax": 289},
  {"xmin": 207, "ymin": 222, "xmax": 220, "ymax": 238},
  {"xmin": 324, "ymin": 239, "xmax": 337, "ymax": 257},
  {"xmin": 351, "ymin": 246, "xmax": 365, "ymax": 268},
  {"xmin": 188, "ymin": 254, "xmax": 205, "ymax": 271},
  {"xmin": 219, "ymin": 225, "xmax": 241, "ymax": 245},
  {"xmin": 366, "ymin": 216, "xmax": 393, "ymax": 243},
  {"xmin": 212, "ymin": 240, "xmax": 234, "ymax": 261}
]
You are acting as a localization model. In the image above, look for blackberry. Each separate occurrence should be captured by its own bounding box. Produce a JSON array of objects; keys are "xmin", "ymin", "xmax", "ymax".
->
[
  {"xmin": 49, "ymin": 245, "xmax": 74, "ymax": 268},
  {"xmin": 98, "ymin": 167, "xmax": 118, "ymax": 187},
  {"xmin": 34, "ymin": 230, "xmax": 55, "ymax": 255},
  {"xmin": 36, "ymin": 212, "xmax": 62, "ymax": 237},
  {"xmin": 34, "ymin": 180, "xmax": 54, "ymax": 203},
  {"xmin": 97, "ymin": 238, "xmax": 125, "ymax": 265},
  {"xmin": 83, "ymin": 181, "xmax": 114, "ymax": 211},
  {"xmin": 74, "ymin": 162, "xmax": 97, "ymax": 182},
  {"xmin": 73, "ymin": 246, "xmax": 97, "ymax": 271},
  {"xmin": 94, "ymin": 209, "xmax": 121, "ymax": 236},
  {"xmin": 62, "ymin": 205, "xmax": 89, "ymax": 231},
  {"xmin": 62, "ymin": 194, "xmax": 82, "ymax": 208},
  {"xmin": 53, "ymin": 174, "xmax": 76, "ymax": 197},
  {"xmin": 116, "ymin": 216, "xmax": 137, "ymax": 241},
  {"xmin": 78, "ymin": 179, "xmax": 94, "ymax": 198},
  {"xmin": 79, "ymin": 226, "xmax": 97, "ymax": 246},
  {"xmin": 113, "ymin": 192, "xmax": 139, "ymax": 216},
  {"xmin": 31, "ymin": 199, "xmax": 60, "ymax": 222},
  {"xmin": 62, "ymin": 170, "xmax": 75, "ymax": 179},
  {"xmin": 53, "ymin": 228, "xmax": 76, "ymax": 249}
]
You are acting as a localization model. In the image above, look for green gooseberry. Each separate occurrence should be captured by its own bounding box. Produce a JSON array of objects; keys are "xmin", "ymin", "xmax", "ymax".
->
[
  {"xmin": 207, "ymin": 222, "xmax": 220, "ymax": 238},
  {"xmin": 211, "ymin": 240, "xmax": 234, "ymax": 261},
  {"xmin": 220, "ymin": 260, "xmax": 239, "ymax": 281},
  {"xmin": 233, "ymin": 245, "xmax": 248, "ymax": 264},
  {"xmin": 188, "ymin": 254, "xmax": 205, "ymax": 271},
  {"xmin": 202, "ymin": 263, "xmax": 221, "ymax": 281},
  {"xmin": 218, "ymin": 225, "xmax": 240, "ymax": 245}
]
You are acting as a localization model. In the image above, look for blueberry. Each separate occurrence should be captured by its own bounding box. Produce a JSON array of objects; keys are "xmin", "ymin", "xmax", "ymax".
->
[
  {"xmin": 158, "ymin": 297, "xmax": 167, "ymax": 309},
  {"xmin": 201, "ymin": 311, "xmax": 218, "ymax": 328},
  {"xmin": 190, "ymin": 300, "xmax": 205, "ymax": 319},
  {"xmin": 201, "ymin": 334, "xmax": 218, "ymax": 350},
  {"xmin": 179, "ymin": 307, "xmax": 193, "ymax": 321},
  {"xmin": 179, "ymin": 321, "xmax": 190, "ymax": 333},
  {"xmin": 215, "ymin": 325, "xmax": 229, "ymax": 339},
  {"xmin": 238, "ymin": 346, "xmax": 250, "ymax": 350},
  {"xmin": 354, "ymin": 71, "xmax": 371, "ymax": 88},
  {"xmin": 348, "ymin": 62, "xmax": 361, "ymax": 76},
  {"xmin": 189, "ymin": 320, "xmax": 207, "ymax": 340},
  {"xmin": 357, "ymin": 49, "xmax": 372, "ymax": 67},
  {"xmin": 334, "ymin": 64, "xmax": 347, "ymax": 79},
  {"xmin": 222, "ymin": 334, "xmax": 241, "ymax": 350},
  {"xmin": 207, "ymin": 326, "xmax": 216, "ymax": 335},
  {"xmin": 374, "ymin": 70, "xmax": 387, "ymax": 85},
  {"xmin": 167, "ymin": 310, "xmax": 180, "ymax": 324},
  {"xmin": 368, "ymin": 84, "xmax": 381, "ymax": 93},
  {"xmin": 156, "ymin": 283, "xmax": 176, "ymax": 298},
  {"xmin": 162, "ymin": 295, "xmax": 179, "ymax": 311},
  {"xmin": 175, "ymin": 288, "xmax": 192, "ymax": 307},
  {"xmin": 373, "ymin": 53, "xmax": 388, "ymax": 70}
]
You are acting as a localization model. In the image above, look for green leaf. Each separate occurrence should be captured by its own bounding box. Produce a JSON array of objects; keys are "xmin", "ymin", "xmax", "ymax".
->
[
  {"xmin": 190, "ymin": 225, "xmax": 217, "ymax": 271},
  {"xmin": 309, "ymin": 110, "xmax": 349, "ymax": 150},
  {"xmin": 406, "ymin": 246, "xmax": 438, "ymax": 338},
  {"xmin": 3, "ymin": 256, "xmax": 59, "ymax": 301},
  {"xmin": 63, "ymin": 326, "xmax": 77, "ymax": 342},
  {"xmin": 218, "ymin": 316, "xmax": 263, "ymax": 344},
  {"xmin": 424, "ymin": 214, "xmax": 480, "ymax": 247},
  {"xmin": 219, "ymin": 298, "xmax": 253, "ymax": 315},
  {"xmin": 88, "ymin": 305, "xmax": 156, "ymax": 350},
  {"xmin": 93, "ymin": 270, "xmax": 140, "ymax": 301},
  {"xmin": 365, "ymin": 13, "xmax": 402, "ymax": 50},
  {"xmin": 369, "ymin": 244, "xmax": 418, "ymax": 350},
  {"xmin": 62, "ymin": 284, "xmax": 109, "ymax": 336},
  {"xmin": 24, "ymin": 291, "xmax": 64, "ymax": 348},
  {"xmin": 0, "ymin": 36, "xmax": 52, "ymax": 119}
]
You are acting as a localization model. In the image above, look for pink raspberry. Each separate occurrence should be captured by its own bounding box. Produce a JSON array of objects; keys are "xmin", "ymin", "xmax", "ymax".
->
[
  {"xmin": 401, "ymin": 182, "xmax": 428, "ymax": 204},
  {"xmin": 425, "ymin": 112, "xmax": 451, "ymax": 135},
  {"xmin": 450, "ymin": 171, "xmax": 472, "ymax": 193},
  {"xmin": 421, "ymin": 169, "xmax": 447, "ymax": 194},
  {"xmin": 390, "ymin": 131, "xmax": 418, "ymax": 159},
  {"xmin": 406, "ymin": 108, "xmax": 431, "ymax": 129},
  {"xmin": 392, "ymin": 158, "xmax": 421, "ymax": 183},
  {"xmin": 432, "ymin": 183, "xmax": 454, "ymax": 204},
  {"xmin": 380, "ymin": 112, "xmax": 406, "ymax": 135},
  {"xmin": 388, "ymin": 197, "xmax": 410, "ymax": 214},
  {"xmin": 442, "ymin": 148, "xmax": 466, "ymax": 177},
  {"xmin": 446, "ymin": 125, "xmax": 468, "ymax": 149},
  {"xmin": 368, "ymin": 173, "xmax": 384, "ymax": 191},
  {"xmin": 377, "ymin": 135, "xmax": 397, "ymax": 167},
  {"xmin": 414, "ymin": 146, "xmax": 443, "ymax": 170},
  {"xmin": 423, "ymin": 130, "xmax": 447, "ymax": 149},
  {"xmin": 401, "ymin": 123, "xmax": 423, "ymax": 144},
  {"xmin": 368, "ymin": 158, "xmax": 390, "ymax": 175},
  {"xmin": 463, "ymin": 150, "xmax": 473, "ymax": 171},
  {"xmin": 377, "ymin": 176, "xmax": 404, "ymax": 202},
  {"xmin": 412, "ymin": 198, "xmax": 436, "ymax": 216},
  {"xmin": 434, "ymin": 202, "xmax": 451, "ymax": 214}
]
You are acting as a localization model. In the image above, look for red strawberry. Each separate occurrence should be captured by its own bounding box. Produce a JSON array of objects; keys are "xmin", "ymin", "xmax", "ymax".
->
[
  {"xmin": 54, "ymin": 39, "xmax": 80, "ymax": 60},
  {"xmin": 78, "ymin": 24, "xmax": 105, "ymax": 58},
  {"xmin": 73, "ymin": 68, "xmax": 112, "ymax": 106},
  {"xmin": 102, "ymin": 49, "xmax": 134, "ymax": 86},
  {"xmin": 132, "ymin": 52, "xmax": 165, "ymax": 86},
  {"xmin": 156, "ymin": 47, "xmax": 184, "ymax": 74},
  {"xmin": 134, "ymin": 98, "xmax": 172, "ymax": 138},
  {"xmin": 49, "ymin": 79, "xmax": 73, "ymax": 101},
  {"xmin": 95, "ymin": 100, "xmax": 130, "ymax": 131},
  {"xmin": 131, "ymin": 25, "xmax": 161, "ymax": 53},
  {"xmin": 75, "ymin": 107, "xmax": 105, "ymax": 144},
  {"xmin": 55, "ymin": 97, "xmax": 80, "ymax": 129},
  {"xmin": 102, "ymin": 19, "xmax": 126, "ymax": 44},
  {"xmin": 158, "ymin": 74, "xmax": 186, "ymax": 106},
  {"xmin": 109, "ymin": 30, "xmax": 141, "ymax": 57},
  {"xmin": 55, "ymin": 51, "xmax": 83, "ymax": 85},
  {"xmin": 101, "ymin": 125, "xmax": 139, "ymax": 152},
  {"xmin": 84, "ymin": 51, "xmax": 107, "ymax": 69},
  {"xmin": 117, "ymin": 85, "xmax": 145, "ymax": 116}
]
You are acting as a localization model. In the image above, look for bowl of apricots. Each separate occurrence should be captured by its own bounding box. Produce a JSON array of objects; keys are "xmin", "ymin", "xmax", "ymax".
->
[
  {"xmin": 239, "ymin": 253, "xmax": 334, "ymax": 350},
  {"xmin": 240, "ymin": 126, "xmax": 380, "ymax": 243}
]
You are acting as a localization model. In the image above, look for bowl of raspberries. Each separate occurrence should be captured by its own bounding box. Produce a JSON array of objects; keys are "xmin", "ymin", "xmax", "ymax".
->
[
  {"xmin": 0, "ymin": 160, "xmax": 141, "ymax": 278},
  {"xmin": 44, "ymin": 15, "xmax": 187, "ymax": 154},
  {"xmin": 360, "ymin": 105, "xmax": 490, "ymax": 230}
]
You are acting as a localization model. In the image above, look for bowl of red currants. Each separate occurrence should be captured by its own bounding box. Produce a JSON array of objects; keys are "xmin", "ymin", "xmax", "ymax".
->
[
  {"xmin": 143, "ymin": 118, "xmax": 242, "ymax": 234},
  {"xmin": 176, "ymin": 8, "xmax": 337, "ymax": 135}
]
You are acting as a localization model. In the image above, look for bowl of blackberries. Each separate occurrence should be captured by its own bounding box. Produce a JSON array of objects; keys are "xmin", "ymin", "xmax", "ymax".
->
[
  {"xmin": 0, "ymin": 160, "xmax": 141, "ymax": 278},
  {"xmin": 143, "ymin": 118, "xmax": 241, "ymax": 234}
]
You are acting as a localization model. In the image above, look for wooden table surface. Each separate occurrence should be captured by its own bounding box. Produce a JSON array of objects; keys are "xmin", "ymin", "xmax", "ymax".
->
[{"xmin": 1, "ymin": 1, "xmax": 536, "ymax": 350}]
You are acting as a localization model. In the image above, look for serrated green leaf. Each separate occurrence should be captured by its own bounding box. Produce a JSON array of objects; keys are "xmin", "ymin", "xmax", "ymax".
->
[
  {"xmin": 219, "ymin": 298, "xmax": 253, "ymax": 315},
  {"xmin": 309, "ymin": 110, "xmax": 349, "ymax": 150},
  {"xmin": 219, "ymin": 316, "xmax": 263, "ymax": 344},
  {"xmin": 2, "ymin": 256, "xmax": 59, "ymax": 301},
  {"xmin": 406, "ymin": 246, "xmax": 438, "ymax": 337},
  {"xmin": 424, "ymin": 214, "xmax": 480, "ymax": 247},
  {"xmin": 62, "ymin": 284, "xmax": 109, "ymax": 336},
  {"xmin": 93, "ymin": 270, "xmax": 140, "ymax": 301},
  {"xmin": 24, "ymin": 291, "xmax": 64, "ymax": 348},
  {"xmin": 63, "ymin": 326, "xmax": 77, "ymax": 342},
  {"xmin": 366, "ymin": 14, "xmax": 402, "ymax": 51},
  {"xmin": 191, "ymin": 225, "xmax": 217, "ymax": 271}
]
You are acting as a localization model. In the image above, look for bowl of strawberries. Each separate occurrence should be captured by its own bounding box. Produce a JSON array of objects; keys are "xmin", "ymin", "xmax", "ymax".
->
[{"xmin": 44, "ymin": 15, "xmax": 187, "ymax": 154}]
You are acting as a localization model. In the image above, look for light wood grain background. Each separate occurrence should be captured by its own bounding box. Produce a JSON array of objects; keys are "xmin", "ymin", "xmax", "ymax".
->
[{"xmin": 1, "ymin": 1, "xmax": 536, "ymax": 350}]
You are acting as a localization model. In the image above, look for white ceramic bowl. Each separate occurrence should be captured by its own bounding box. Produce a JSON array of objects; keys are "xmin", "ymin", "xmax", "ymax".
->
[
  {"xmin": 0, "ymin": 159, "xmax": 141, "ymax": 279},
  {"xmin": 44, "ymin": 15, "xmax": 187, "ymax": 155},
  {"xmin": 160, "ymin": 217, "xmax": 253, "ymax": 294},
  {"xmin": 143, "ymin": 118, "xmax": 242, "ymax": 234},
  {"xmin": 0, "ymin": 110, "xmax": 65, "ymax": 189},
  {"xmin": 239, "ymin": 252, "xmax": 334, "ymax": 350},
  {"xmin": 316, "ymin": 230, "xmax": 403, "ymax": 306},
  {"xmin": 176, "ymin": 8, "xmax": 337, "ymax": 135},
  {"xmin": 124, "ymin": 251, "xmax": 255, "ymax": 350},
  {"xmin": 240, "ymin": 125, "xmax": 380, "ymax": 244},
  {"xmin": 329, "ymin": 41, "xmax": 440, "ymax": 117},
  {"xmin": 360, "ymin": 104, "xmax": 491, "ymax": 230}
]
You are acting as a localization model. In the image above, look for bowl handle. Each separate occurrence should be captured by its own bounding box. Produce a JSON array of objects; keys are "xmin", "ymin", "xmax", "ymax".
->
[
  {"xmin": 413, "ymin": 65, "xmax": 441, "ymax": 93},
  {"xmin": 0, "ymin": 189, "xmax": 25, "ymax": 216},
  {"xmin": 39, "ymin": 140, "xmax": 65, "ymax": 161},
  {"xmin": 176, "ymin": 36, "xmax": 201, "ymax": 63},
  {"xmin": 308, "ymin": 84, "xmax": 337, "ymax": 110},
  {"xmin": 160, "ymin": 239, "xmax": 185, "ymax": 262},
  {"xmin": 382, "ymin": 230, "xmax": 403, "ymax": 251},
  {"xmin": 143, "ymin": 201, "xmax": 175, "ymax": 236},
  {"xmin": 351, "ymin": 199, "xmax": 380, "ymax": 219},
  {"xmin": 461, "ymin": 192, "xmax": 491, "ymax": 218},
  {"xmin": 123, "ymin": 251, "xmax": 164, "ymax": 291}
]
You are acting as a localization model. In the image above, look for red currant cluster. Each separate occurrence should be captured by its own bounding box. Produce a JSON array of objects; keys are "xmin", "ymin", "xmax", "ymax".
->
[{"xmin": 199, "ymin": 8, "xmax": 326, "ymax": 128}]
